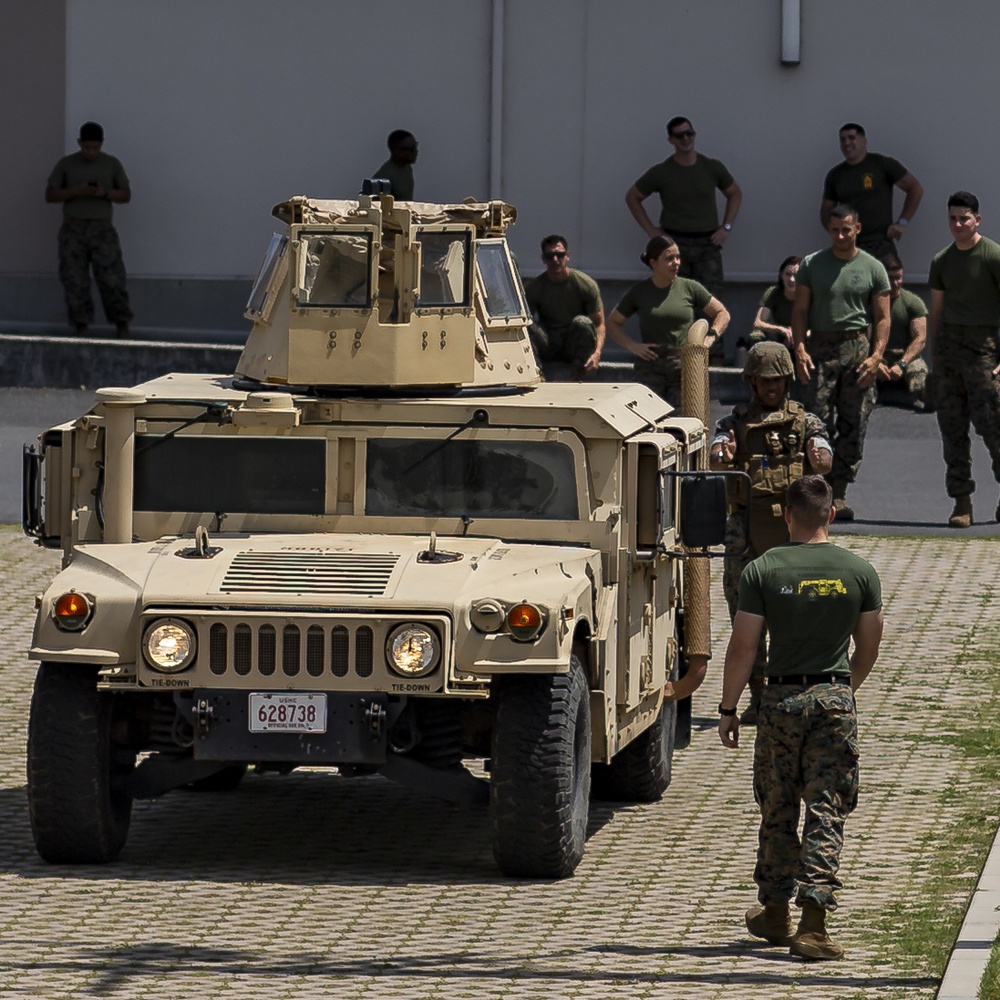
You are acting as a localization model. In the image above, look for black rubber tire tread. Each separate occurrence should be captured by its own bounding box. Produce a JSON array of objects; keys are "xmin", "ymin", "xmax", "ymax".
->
[
  {"xmin": 27, "ymin": 662, "xmax": 135, "ymax": 863},
  {"xmin": 491, "ymin": 655, "xmax": 591, "ymax": 879},
  {"xmin": 591, "ymin": 699, "xmax": 674, "ymax": 803}
]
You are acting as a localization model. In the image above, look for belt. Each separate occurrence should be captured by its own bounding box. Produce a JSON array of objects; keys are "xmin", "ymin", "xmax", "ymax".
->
[
  {"xmin": 766, "ymin": 674, "xmax": 850, "ymax": 686},
  {"xmin": 65, "ymin": 218, "xmax": 112, "ymax": 227},
  {"xmin": 811, "ymin": 329, "xmax": 868, "ymax": 339}
]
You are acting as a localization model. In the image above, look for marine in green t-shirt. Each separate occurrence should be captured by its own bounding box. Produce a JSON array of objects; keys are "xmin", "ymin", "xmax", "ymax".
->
[
  {"xmin": 928, "ymin": 235, "xmax": 1000, "ymax": 327},
  {"xmin": 797, "ymin": 248, "xmax": 890, "ymax": 332},
  {"xmin": 820, "ymin": 123, "xmax": 922, "ymax": 258},
  {"xmin": 612, "ymin": 276, "xmax": 711, "ymax": 349},
  {"xmin": 372, "ymin": 129, "xmax": 418, "ymax": 200},
  {"xmin": 886, "ymin": 287, "xmax": 927, "ymax": 354}
]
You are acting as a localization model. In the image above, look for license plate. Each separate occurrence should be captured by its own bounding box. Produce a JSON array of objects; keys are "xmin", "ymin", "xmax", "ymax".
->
[{"xmin": 249, "ymin": 693, "xmax": 327, "ymax": 733}]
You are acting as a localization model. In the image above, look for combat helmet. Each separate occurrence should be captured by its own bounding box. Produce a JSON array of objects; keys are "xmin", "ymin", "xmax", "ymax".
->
[{"xmin": 743, "ymin": 341, "xmax": 794, "ymax": 381}]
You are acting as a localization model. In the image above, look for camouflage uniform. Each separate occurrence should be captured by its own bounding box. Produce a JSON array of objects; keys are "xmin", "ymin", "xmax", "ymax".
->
[
  {"xmin": 58, "ymin": 221, "xmax": 133, "ymax": 327},
  {"xmin": 528, "ymin": 317, "xmax": 598, "ymax": 374},
  {"xmin": 882, "ymin": 353, "xmax": 928, "ymax": 402},
  {"xmin": 674, "ymin": 235, "xmax": 723, "ymax": 301},
  {"xmin": 754, "ymin": 682, "xmax": 859, "ymax": 909},
  {"xmin": 802, "ymin": 331, "xmax": 876, "ymax": 491},
  {"xmin": 933, "ymin": 326, "xmax": 1000, "ymax": 498},
  {"xmin": 633, "ymin": 353, "xmax": 682, "ymax": 408},
  {"xmin": 715, "ymin": 343, "xmax": 830, "ymax": 712}
]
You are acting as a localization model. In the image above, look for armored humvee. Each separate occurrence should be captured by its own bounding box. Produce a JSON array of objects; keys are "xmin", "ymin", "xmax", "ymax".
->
[{"xmin": 23, "ymin": 190, "xmax": 728, "ymax": 878}]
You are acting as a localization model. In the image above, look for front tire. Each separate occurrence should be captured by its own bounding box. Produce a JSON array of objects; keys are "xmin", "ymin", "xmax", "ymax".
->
[
  {"xmin": 491, "ymin": 655, "xmax": 592, "ymax": 878},
  {"xmin": 27, "ymin": 662, "xmax": 136, "ymax": 863}
]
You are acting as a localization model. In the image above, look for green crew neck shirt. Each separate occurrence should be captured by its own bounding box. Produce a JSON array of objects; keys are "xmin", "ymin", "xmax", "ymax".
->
[
  {"xmin": 887, "ymin": 288, "xmax": 927, "ymax": 354},
  {"xmin": 760, "ymin": 285, "xmax": 795, "ymax": 327},
  {"xmin": 46, "ymin": 151, "xmax": 129, "ymax": 221},
  {"xmin": 614, "ymin": 276, "xmax": 712, "ymax": 348},
  {"xmin": 739, "ymin": 541, "xmax": 882, "ymax": 676},
  {"xmin": 798, "ymin": 248, "xmax": 890, "ymax": 331},
  {"xmin": 525, "ymin": 269, "xmax": 602, "ymax": 332},
  {"xmin": 372, "ymin": 158, "xmax": 414, "ymax": 200},
  {"xmin": 634, "ymin": 154, "xmax": 734, "ymax": 234},
  {"xmin": 822, "ymin": 152, "xmax": 907, "ymax": 240},
  {"xmin": 928, "ymin": 236, "xmax": 1000, "ymax": 327}
]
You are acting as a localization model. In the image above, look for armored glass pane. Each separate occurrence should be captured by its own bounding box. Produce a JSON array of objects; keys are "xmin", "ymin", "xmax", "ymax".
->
[
  {"xmin": 476, "ymin": 242, "xmax": 527, "ymax": 320},
  {"xmin": 134, "ymin": 437, "xmax": 325, "ymax": 514},
  {"xmin": 298, "ymin": 231, "xmax": 372, "ymax": 307},
  {"xmin": 365, "ymin": 439, "xmax": 578, "ymax": 519},
  {"xmin": 246, "ymin": 233, "xmax": 288, "ymax": 317},
  {"xmin": 416, "ymin": 230, "xmax": 470, "ymax": 307}
]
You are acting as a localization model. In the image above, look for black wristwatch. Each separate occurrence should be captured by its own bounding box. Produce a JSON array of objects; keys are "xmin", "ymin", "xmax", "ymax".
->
[
  {"xmin": 718, "ymin": 703, "xmax": 737, "ymax": 717},
  {"xmin": 898, "ymin": 360, "xmax": 909, "ymax": 371}
]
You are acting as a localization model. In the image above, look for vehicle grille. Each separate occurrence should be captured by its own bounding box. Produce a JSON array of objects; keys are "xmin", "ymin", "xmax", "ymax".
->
[
  {"xmin": 207, "ymin": 620, "xmax": 376, "ymax": 678},
  {"xmin": 220, "ymin": 551, "xmax": 400, "ymax": 595}
]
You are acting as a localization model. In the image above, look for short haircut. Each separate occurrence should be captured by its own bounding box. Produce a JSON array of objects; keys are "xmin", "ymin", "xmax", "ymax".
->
[
  {"xmin": 839, "ymin": 122, "xmax": 866, "ymax": 137},
  {"xmin": 540, "ymin": 234, "xmax": 568, "ymax": 252},
  {"xmin": 948, "ymin": 190, "xmax": 980, "ymax": 214},
  {"xmin": 387, "ymin": 129, "xmax": 415, "ymax": 150},
  {"xmin": 666, "ymin": 116, "xmax": 692, "ymax": 136},
  {"xmin": 828, "ymin": 203, "xmax": 860, "ymax": 224},
  {"xmin": 786, "ymin": 475, "xmax": 833, "ymax": 528},
  {"xmin": 880, "ymin": 253, "xmax": 904, "ymax": 272},
  {"xmin": 777, "ymin": 255, "xmax": 801, "ymax": 283},
  {"xmin": 640, "ymin": 234, "xmax": 677, "ymax": 268},
  {"xmin": 78, "ymin": 121, "xmax": 104, "ymax": 142}
]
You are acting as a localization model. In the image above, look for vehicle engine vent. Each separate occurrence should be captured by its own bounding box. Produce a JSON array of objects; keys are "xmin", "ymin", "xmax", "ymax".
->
[{"xmin": 220, "ymin": 551, "xmax": 400, "ymax": 595}]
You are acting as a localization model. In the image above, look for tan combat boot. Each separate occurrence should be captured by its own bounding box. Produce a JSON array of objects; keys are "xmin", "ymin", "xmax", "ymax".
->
[
  {"xmin": 789, "ymin": 902, "xmax": 844, "ymax": 960},
  {"xmin": 831, "ymin": 480, "xmax": 854, "ymax": 521},
  {"xmin": 948, "ymin": 495, "xmax": 972, "ymax": 528},
  {"xmin": 745, "ymin": 903, "xmax": 794, "ymax": 945}
]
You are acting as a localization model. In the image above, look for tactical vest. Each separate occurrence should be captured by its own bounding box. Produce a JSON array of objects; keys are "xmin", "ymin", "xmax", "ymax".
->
[{"xmin": 729, "ymin": 399, "xmax": 809, "ymax": 554}]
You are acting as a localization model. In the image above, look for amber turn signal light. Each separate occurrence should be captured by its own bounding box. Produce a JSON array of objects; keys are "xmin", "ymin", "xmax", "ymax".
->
[
  {"xmin": 54, "ymin": 591, "xmax": 91, "ymax": 631},
  {"xmin": 506, "ymin": 602, "xmax": 544, "ymax": 641}
]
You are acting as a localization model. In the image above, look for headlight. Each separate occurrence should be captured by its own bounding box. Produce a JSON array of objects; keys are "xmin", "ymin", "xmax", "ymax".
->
[
  {"xmin": 143, "ymin": 619, "xmax": 196, "ymax": 673},
  {"xmin": 386, "ymin": 624, "xmax": 440, "ymax": 677},
  {"xmin": 507, "ymin": 602, "xmax": 545, "ymax": 641},
  {"xmin": 53, "ymin": 591, "xmax": 92, "ymax": 631}
]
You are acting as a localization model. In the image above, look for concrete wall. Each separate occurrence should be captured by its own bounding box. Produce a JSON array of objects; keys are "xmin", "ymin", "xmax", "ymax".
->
[{"xmin": 3, "ymin": 0, "xmax": 996, "ymax": 335}]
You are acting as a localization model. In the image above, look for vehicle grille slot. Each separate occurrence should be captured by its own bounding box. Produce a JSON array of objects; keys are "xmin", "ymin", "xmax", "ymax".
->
[
  {"xmin": 220, "ymin": 552, "xmax": 400, "ymax": 595},
  {"xmin": 209, "ymin": 623, "xmax": 227, "ymax": 675},
  {"xmin": 234, "ymin": 624, "xmax": 252, "ymax": 675},
  {"xmin": 282, "ymin": 625, "xmax": 301, "ymax": 676},
  {"xmin": 258, "ymin": 624, "xmax": 276, "ymax": 676},
  {"xmin": 356, "ymin": 625, "xmax": 374, "ymax": 677},
  {"xmin": 330, "ymin": 625, "xmax": 349, "ymax": 676},
  {"xmin": 306, "ymin": 626, "xmax": 324, "ymax": 677}
]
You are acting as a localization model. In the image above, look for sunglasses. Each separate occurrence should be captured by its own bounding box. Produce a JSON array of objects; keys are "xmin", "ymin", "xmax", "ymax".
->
[
  {"xmin": 670, "ymin": 129, "xmax": 696, "ymax": 139},
  {"xmin": 543, "ymin": 251, "xmax": 568, "ymax": 260}
]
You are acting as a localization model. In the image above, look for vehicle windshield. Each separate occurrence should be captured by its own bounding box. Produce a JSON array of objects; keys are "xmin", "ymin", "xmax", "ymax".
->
[
  {"xmin": 297, "ymin": 230, "xmax": 372, "ymax": 307},
  {"xmin": 416, "ymin": 229, "xmax": 470, "ymax": 307},
  {"xmin": 365, "ymin": 438, "xmax": 578, "ymax": 519},
  {"xmin": 476, "ymin": 241, "xmax": 527, "ymax": 321}
]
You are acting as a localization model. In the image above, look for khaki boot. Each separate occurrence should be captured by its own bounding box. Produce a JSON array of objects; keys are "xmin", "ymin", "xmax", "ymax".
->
[
  {"xmin": 745, "ymin": 903, "xmax": 793, "ymax": 945},
  {"xmin": 789, "ymin": 902, "xmax": 844, "ymax": 960},
  {"xmin": 948, "ymin": 495, "xmax": 972, "ymax": 529}
]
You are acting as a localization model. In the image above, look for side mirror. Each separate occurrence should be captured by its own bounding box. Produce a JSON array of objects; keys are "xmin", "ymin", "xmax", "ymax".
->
[{"xmin": 679, "ymin": 474, "xmax": 728, "ymax": 548}]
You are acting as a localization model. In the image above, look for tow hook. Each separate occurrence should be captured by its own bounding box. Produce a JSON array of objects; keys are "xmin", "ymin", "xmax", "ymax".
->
[
  {"xmin": 192, "ymin": 697, "xmax": 215, "ymax": 738},
  {"xmin": 364, "ymin": 700, "xmax": 386, "ymax": 737}
]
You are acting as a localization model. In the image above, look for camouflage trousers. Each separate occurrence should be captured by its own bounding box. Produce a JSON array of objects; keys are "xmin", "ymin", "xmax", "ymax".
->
[
  {"xmin": 58, "ymin": 221, "xmax": 133, "ymax": 327},
  {"xmin": 633, "ymin": 354, "xmax": 681, "ymax": 409},
  {"xmin": 933, "ymin": 326, "xmax": 1000, "ymax": 498},
  {"xmin": 802, "ymin": 331, "xmax": 876, "ymax": 486},
  {"xmin": 753, "ymin": 681, "xmax": 859, "ymax": 911},
  {"xmin": 528, "ymin": 316, "xmax": 598, "ymax": 371},
  {"xmin": 881, "ymin": 350, "xmax": 928, "ymax": 402},
  {"xmin": 722, "ymin": 513, "xmax": 767, "ymax": 695},
  {"xmin": 673, "ymin": 235, "xmax": 723, "ymax": 300}
]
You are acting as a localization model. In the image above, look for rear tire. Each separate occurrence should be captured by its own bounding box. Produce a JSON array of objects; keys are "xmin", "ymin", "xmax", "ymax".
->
[
  {"xmin": 27, "ymin": 662, "xmax": 135, "ymax": 863},
  {"xmin": 591, "ymin": 698, "xmax": 674, "ymax": 802},
  {"xmin": 491, "ymin": 655, "xmax": 591, "ymax": 878}
]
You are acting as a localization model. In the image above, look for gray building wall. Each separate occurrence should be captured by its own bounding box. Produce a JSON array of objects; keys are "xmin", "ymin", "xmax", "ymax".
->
[{"xmin": 1, "ymin": 0, "xmax": 989, "ymax": 342}]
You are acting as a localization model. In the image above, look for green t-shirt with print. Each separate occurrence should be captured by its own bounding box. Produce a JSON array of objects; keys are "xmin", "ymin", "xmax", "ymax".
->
[
  {"xmin": 634, "ymin": 155, "xmax": 735, "ymax": 233},
  {"xmin": 739, "ymin": 541, "xmax": 882, "ymax": 676},
  {"xmin": 798, "ymin": 248, "xmax": 890, "ymax": 331},
  {"xmin": 614, "ymin": 276, "xmax": 712, "ymax": 348},
  {"xmin": 928, "ymin": 236, "xmax": 1000, "ymax": 327},
  {"xmin": 887, "ymin": 288, "xmax": 927, "ymax": 354},
  {"xmin": 372, "ymin": 158, "xmax": 414, "ymax": 200},
  {"xmin": 822, "ymin": 152, "xmax": 907, "ymax": 241},
  {"xmin": 46, "ymin": 151, "xmax": 129, "ymax": 221},
  {"xmin": 525, "ymin": 269, "xmax": 602, "ymax": 332},
  {"xmin": 760, "ymin": 285, "xmax": 794, "ymax": 328}
]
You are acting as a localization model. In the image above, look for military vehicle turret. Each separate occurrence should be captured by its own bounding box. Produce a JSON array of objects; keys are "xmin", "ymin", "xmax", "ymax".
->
[{"xmin": 22, "ymin": 189, "xmax": 729, "ymax": 878}]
